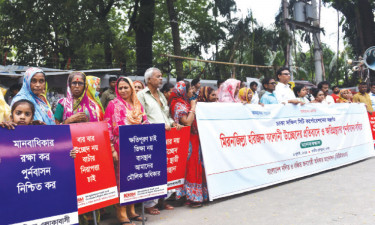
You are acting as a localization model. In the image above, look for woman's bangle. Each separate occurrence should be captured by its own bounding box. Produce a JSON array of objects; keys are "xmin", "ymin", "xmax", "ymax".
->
[{"xmin": 189, "ymin": 110, "xmax": 195, "ymax": 113}]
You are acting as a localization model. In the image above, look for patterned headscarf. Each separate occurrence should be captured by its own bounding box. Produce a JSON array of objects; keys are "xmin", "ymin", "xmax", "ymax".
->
[
  {"xmin": 0, "ymin": 88, "xmax": 11, "ymax": 122},
  {"xmin": 58, "ymin": 72, "xmax": 99, "ymax": 122},
  {"xmin": 197, "ymin": 86, "xmax": 214, "ymax": 102},
  {"xmin": 169, "ymin": 81, "xmax": 190, "ymax": 122},
  {"xmin": 133, "ymin": 80, "xmax": 145, "ymax": 89},
  {"xmin": 169, "ymin": 81, "xmax": 199, "ymax": 134},
  {"xmin": 114, "ymin": 77, "xmax": 144, "ymax": 125},
  {"xmin": 238, "ymin": 87, "xmax": 253, "ymax": 103},
  {"xmin": 11, "ymin": 67, "xmax": 55, "ymax": 125},
  {"xmin": 337, "ymin": 89, "xmax": 352, "ymax": 103},
  {"xmin": 217, "ymin": 78, "xmax": 241, "ymax": 103},
  {"xmin": 87, "ymin": 76, "xmax": 104, "ymax": 114}
]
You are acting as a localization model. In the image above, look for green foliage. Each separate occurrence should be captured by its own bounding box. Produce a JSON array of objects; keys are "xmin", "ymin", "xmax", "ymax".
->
[{"xmin": 0, "ymin": 0, "xmax": 368, "ymax": 87}]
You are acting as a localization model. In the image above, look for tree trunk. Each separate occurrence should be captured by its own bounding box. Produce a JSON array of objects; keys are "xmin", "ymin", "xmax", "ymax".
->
[
  {"xmin": 166, "ymin": 0, "xmax": 183, "ymax": 81},
  {"xmin": 135, "ymin": 0, "xmax": 155, "ymax": 76},
  {"xmin": 100, "ymin": 16, "xmax": 113, "ymax": 68},
  {"xmin": 357, "ymin": 0, "xmax": 375, "ymax": 79}
]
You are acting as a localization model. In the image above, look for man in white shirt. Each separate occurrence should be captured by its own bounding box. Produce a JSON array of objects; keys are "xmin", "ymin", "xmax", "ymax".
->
[
  {"xmin": 250, "ymin": 81, "xmax": 259, "ymax": 104},
  {"xmin": 318, "ymin": 81, "xmax": 335, "ymax": 104},
  {"xmin": 274, "ymin": 67, "xmax": 303, "ymax": 104}
]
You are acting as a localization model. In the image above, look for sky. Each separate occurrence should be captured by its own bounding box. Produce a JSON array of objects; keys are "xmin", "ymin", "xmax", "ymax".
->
[{"xmin": 234, "ymin": 0, "xmax": 344, "ymax": 52}]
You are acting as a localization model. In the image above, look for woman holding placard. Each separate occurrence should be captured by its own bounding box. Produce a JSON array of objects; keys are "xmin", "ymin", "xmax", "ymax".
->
[
  {"xmin": 54, "ymin": 72, "xmax": 101, "ymax": 124},
  {"xmin": 169, "ymin": 80, "xmax": 208, "ymax": 208},
  {"xmin": 104, "ymin": 77, "xmax": 148, "ymax": 225}
]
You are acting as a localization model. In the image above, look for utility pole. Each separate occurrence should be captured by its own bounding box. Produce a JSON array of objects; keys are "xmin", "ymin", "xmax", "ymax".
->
[
  {"xmin": 312, "ymin": 0, "xmax": 323, "ymax": 83},
  {"xmin": 282, "ymin": 0, "xmax": 294, "ymax": 80}
]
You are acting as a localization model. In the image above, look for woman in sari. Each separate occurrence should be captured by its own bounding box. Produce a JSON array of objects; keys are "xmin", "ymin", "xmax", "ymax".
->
[
  {"xmin": 104, "ymin": 77, "xmax": 148, "ymax": 225},
  {"xmin": 238, "ymin": 87, "xmax": 253, "ymax": 104},
  {"xmin": 11, "ymin": 67, "xmax": 55, "ymax": 125},
  {"xmin": 217, "ymin": 78, "xmax": 241, "ymax": 103},
  {"xmin": 54, "ymin": 72, "xmax": 101, "ymax": 124},
  {"xmin": 336, "ymin": 89, "xmax": 352, "ymax": 103},
  {"xmin": 169, "ymin": 81, "xmax": 208, "ymax": 208},
  {"xmin": 197, "ymin": 86, "xmax": 217, "ymax": 102}
]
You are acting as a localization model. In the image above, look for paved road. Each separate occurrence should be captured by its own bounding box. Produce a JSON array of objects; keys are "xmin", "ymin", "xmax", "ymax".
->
[{"xmin": 101, "ymin": 157, "xmax": 375, "ymax": 225}]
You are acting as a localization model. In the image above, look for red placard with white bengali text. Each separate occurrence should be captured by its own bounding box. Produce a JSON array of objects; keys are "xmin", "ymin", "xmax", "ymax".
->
[
  {"xmin": 368, "ymin": 113, "xmax": 375, "ymax": 143},
  {"xmin": 166, "ymin": 126, "xmax": 190, "ymax": 190},
  {"xmin": 70, "ymin": 122, "xmax": 119, "ymax": 215}
]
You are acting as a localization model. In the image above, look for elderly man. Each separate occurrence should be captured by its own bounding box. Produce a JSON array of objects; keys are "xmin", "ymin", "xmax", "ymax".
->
[{"xmin": 137, "ymin": 67, "xmax": 181, "ymax": 215}]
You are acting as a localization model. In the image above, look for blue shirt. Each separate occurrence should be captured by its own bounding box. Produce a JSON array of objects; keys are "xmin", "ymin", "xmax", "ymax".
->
[{"xmin": 260, "ymin": 91, "xmax": 278, "ymax": 104}]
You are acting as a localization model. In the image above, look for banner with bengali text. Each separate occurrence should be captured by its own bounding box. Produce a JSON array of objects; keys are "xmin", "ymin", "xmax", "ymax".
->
[
  {"xmin": 70, "ymin": 122, "xmax": 118, "ymax": 215},
  {"xmin": 367, "ymin": 112, "xmax": 375, "ymax": 143},
  {"xmin": 119, "ymin": 123, "xmax": 167, "ymax": 205},
  {"xmin": 0, "ymin": 125, "xmax": 79, "ymax": 225},
  {"xmin": 165, "ymin": 126, "xmax": 190, "ymax": 190},
  {"xmin": 196, "ymin": 103, "xmax": 375, "ymax": 201}
]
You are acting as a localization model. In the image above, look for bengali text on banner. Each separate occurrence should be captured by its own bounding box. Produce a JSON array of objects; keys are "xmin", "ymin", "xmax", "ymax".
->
[
  {"xmin": 196, "ymin": 103, "xmax": 375, "ymax": 201},
  {"xmin": 165, "ymin": 126, "xmax": 190, "ymax": 190},
  {"xmin": 119, "ymin": 123, "xmax": 167, "ymax": 205},
  {"xmin": 70, "ymin": 122, "xmax": 118, "ymax": 215},
  {"xmin": 0, "ymin": 125, "xmax": 79, "ymax": 225}
]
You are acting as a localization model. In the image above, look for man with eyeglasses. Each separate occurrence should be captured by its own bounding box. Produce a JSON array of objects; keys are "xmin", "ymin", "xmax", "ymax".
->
[
  {"xmin": 260, "ymin": 78, "xmax": 278, "ymax": 104},
  {"xmin": 274, "ymin": 67, "xmax": 303, "ymax": 105}
]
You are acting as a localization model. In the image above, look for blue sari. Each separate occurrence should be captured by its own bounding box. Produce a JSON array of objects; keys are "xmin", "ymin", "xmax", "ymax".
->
[{"xmin": 11, "ymin": 67, "xmax": 55, "ymax": 125}]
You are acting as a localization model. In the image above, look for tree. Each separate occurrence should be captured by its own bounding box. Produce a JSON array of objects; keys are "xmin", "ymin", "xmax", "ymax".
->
[
  {"xmin": 323, "ymin": 0, "xmax": 375, "ymax": 56},
  {"xmin": 128, "ymin": 0, "xmax": 156, "ymax": 75},
  {"xmin": 165, "ymin": 0, "xmax": 183, "ymax": 81},
  {"xmin": 85, "ymin": 0, "xmax": 116, "ymax": 68}
]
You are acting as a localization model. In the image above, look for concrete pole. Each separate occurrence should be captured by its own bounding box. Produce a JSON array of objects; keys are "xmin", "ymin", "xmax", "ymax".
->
[
  {"xmin": 282, "ymin": 0, "xmax": 294, "ymax": 80},
  {"xmin": 312, "ymin": 0, "xmax": 323, "ymax": 83}
]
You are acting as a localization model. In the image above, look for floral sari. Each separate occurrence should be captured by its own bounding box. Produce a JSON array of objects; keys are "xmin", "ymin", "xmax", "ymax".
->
[
  {"xmin": 58, "ymin": 72, "xmax": 100, "ymax": 122},
  {"xmin": 169, "ymin": 81, "xmax": 208, "ymax": 203},
  {"xmin": 104, "ymin": 77, "xmax": 149, "ymax": 153}
]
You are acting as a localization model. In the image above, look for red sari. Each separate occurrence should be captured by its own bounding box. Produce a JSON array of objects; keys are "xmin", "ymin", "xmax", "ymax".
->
[{"xmin": 169, "ymin": 81, "xmax": 208, "ymax": 203}]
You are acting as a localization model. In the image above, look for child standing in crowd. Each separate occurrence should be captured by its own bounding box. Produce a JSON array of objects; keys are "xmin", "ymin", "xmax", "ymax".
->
[{"xmin": 293, "ymin": 85, "xmax": 310, "ymax": 103}]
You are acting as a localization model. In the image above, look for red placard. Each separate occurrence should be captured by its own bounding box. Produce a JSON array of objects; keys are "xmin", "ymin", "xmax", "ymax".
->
[
  {"xmin": 368, "ymin": 113, "xmax": 375, "ymax": 142},
  {"xmin": 166, "ymin": 126, "xmax": 190, "ymax": 190},
  {"xmin": 70, "ymin": 122, "xmax": 119, "ymax": 215}
]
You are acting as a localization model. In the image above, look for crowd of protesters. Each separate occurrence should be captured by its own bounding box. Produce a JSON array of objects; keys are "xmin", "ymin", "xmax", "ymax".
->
[{"xmin": 0, "ymin": 66, "xmax": 373, "ymax": 225}]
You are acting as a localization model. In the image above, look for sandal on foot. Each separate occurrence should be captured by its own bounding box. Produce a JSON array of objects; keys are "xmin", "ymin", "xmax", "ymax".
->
[
  {"xmin": 190, "ymin": 202, "xmax": 203, "ymax": 208},
  {"xmin": 164, "ymin": 203, "xmax": 174, "ymax": 210},
  {"xmin": 130, "ymin": 215, "xmax": 147, "ymax": 222},
  {"xmin": 145, "ymin": 207, "xmax": 160, "ymax": 215},
  {"xmin": 120, "ymin": 221, "xmax": 135, "ymax": 225}
]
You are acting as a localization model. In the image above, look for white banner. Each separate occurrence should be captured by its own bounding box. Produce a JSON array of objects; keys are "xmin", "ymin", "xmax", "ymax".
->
[{"xmin": 196, "ymin": 103, "xmax": 375, "ymax": 201}]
